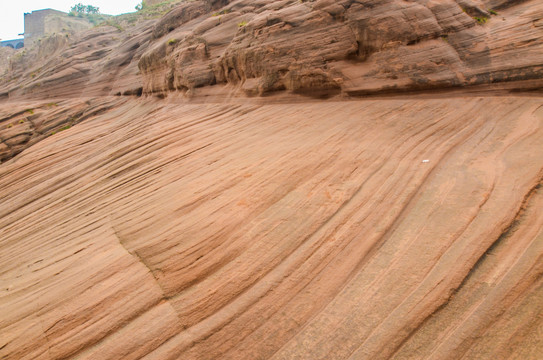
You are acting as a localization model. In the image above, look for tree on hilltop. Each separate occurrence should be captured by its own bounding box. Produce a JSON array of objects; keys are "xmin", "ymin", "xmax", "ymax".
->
[{"xmin": 70, "ymin": 3, "xmax": 100, "ymax": 15}]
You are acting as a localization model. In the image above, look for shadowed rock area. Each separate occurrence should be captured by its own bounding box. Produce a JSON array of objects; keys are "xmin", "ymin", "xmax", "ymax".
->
[{"xmin": 1, "ymin": 1, "xmax": 542, "ymax": 359}]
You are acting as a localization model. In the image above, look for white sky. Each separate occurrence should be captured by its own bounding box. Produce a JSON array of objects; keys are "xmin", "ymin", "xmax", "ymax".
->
[{"xmin": 0, "ymin": 0, "xmax": 140, "ymax": 40}]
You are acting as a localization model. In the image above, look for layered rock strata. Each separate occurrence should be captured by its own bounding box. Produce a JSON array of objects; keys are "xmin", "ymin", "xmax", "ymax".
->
[
  {"xmin": 1, "ymin": 97, "xmax": 542, "ymax": 359},
  {"xmin": 0, "ymin": 0, "xmax": 541, "ymax": 100},
  {"xmin": 0, "ymin": 1, "xmax": 542, "ymax": 359}
]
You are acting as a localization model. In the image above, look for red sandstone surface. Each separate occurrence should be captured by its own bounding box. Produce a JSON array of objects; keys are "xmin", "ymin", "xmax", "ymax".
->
[{"xmin": 1, "ymin": 1, "xmax": 542, "ymax": 359}]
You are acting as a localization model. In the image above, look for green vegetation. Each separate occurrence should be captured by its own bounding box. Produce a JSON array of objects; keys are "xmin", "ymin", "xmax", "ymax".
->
[
  {"xmin": 87, "ymin": 14, "xmax": 112, "ymax": 26},
  {"xmin": 167, "ymin": 38, "xmax": 178, "ymax": 45},
  {"xmin": 69, "ymin": 3, "xmax": 110, "ymax": 25},
  {"xmin": 489, "ymin": 9, "xmax": 498, "ymax": 16},
  {"xmin": 70, "ymin": 3, "xmax": 100, "ymax": 15},
  {"xmin": 474, "ymin": 16, "xmax": 488, "ymax": 24},
  {"xmin": 107, "ymin": 0, "xmax": 186, "ymax": 30},
  {"xmin": 103, "ymin": 19, "xmax": 124, "ymax": 31},
  {"xmin": 212, "ymin": 9, "xmax": 230, "ymax": 17},
  {"xmin": 51, "ymin": 124, "xmax": 72, "ymax": 136},
  {"xmin": 238, "ymin": 20, "xmax": 248, "ymax": 27},
  {"xmin": 135, "ymin": 1, "xmax": 146, "ymax": 11},
  {"xmin": 132, "ymin": 0, "xmax": 184, "ymax": 18},
  {"xmin": 68, "ymin": 10, "xmax": 110, "ymax": 25},
  {"xmin": 6, "ymin": 123, "xmax": 13, "ymax": 129},
  {"xmin": 19, "ymin": 119, "xmax": 25, "ymax": 124},
  {"xmin": 25, "ymin": 109, "xmax": 34, "ymax": 115}
]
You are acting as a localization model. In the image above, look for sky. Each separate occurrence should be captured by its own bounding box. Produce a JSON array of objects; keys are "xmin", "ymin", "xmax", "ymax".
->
[{"xmin": 0, "ymin": 0, "xmax": 141, "ymax": 40}]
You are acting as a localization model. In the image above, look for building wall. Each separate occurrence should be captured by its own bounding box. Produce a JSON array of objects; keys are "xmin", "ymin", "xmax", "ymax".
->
[{"xmin": 24, "ymin": 9, "xmax": 66, "ymax": 47}]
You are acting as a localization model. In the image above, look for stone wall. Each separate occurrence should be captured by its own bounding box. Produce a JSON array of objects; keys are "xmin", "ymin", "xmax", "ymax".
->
[
  {"xmin": 24, "ymin": 9, "xmax": 92, "ymax": 48},
  {"xmin": 24, "ymin": 9, "xmax": 63, "ymax": 47}
]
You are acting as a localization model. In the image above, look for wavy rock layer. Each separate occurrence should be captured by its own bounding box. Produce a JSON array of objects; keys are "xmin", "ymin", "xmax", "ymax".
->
[
  {"xmin": 0, "ymin": 98, "xmax": 122, "ymax": 162},
  {"xmin": 1, "ymin": 0, "xmax": 543, "ymax": 359},
  {"xmin": 1, "ymin": 96, "xmax": 542, "ymax": 359}
]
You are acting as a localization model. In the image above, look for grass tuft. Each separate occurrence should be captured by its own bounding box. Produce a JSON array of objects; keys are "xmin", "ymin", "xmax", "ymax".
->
[{"xmin": 474, "ymin": 16, "xmax": 488, "ymax": 24}]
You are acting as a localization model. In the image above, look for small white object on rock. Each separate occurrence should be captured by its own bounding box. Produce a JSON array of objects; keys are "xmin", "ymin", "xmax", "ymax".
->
[{"xmin": 422, "ymin": 159, "xmax": 430, "ymax": 163}]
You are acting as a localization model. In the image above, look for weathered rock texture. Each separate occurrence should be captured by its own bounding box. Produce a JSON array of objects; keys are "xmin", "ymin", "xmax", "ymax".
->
[
  {"xmin": 0, "ymin": 1, "xmax": 542, "ymax": 359},
  {"xmin": 1, "ymin": 96, "xmax": 542, "ymax": 359},
  {"xmin": 0, "ymin": 98, "xmax": 120, "ymax": 162},
  {"xmin": 0, "ymin": 0, "xmax": 542, "ymax": 100}
]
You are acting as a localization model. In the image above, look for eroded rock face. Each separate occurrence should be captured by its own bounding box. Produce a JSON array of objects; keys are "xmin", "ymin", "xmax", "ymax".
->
[
  {"xmin": 0, "ymin": 98, "xmax": 122, "ymax": 162},
  {"xmin": 0, "ymin": 23, "xmax": 153, "ymax": 101},
  {"xmin": 0, "ymin": 2, "xmax": 543, "ymax": 359},
  {"xmin": 137, "ymin": 0, "xmax": 543, "ymax": 97},
  {"xmin": 1, "ymin": 0, "xmax": 542, "ymax": 100},
  {"xmin": 1, "ymin": 97, "xmax": 543, "ymax": 359}
]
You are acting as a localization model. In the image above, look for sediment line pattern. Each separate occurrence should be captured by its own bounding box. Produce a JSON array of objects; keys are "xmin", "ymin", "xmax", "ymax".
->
[{"xmin": 1, "ymin": 97, "xmax": 542, "ymax": 359}]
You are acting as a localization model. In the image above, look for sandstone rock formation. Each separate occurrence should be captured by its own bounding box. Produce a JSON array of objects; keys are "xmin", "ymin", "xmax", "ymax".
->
[
  {"xmin": 0, "ymin": 1, "xmax": 542, "ymax": 359},
  {"xmin": 1, "ymin": 0, "xmax": 542, "ymax": 101}
]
